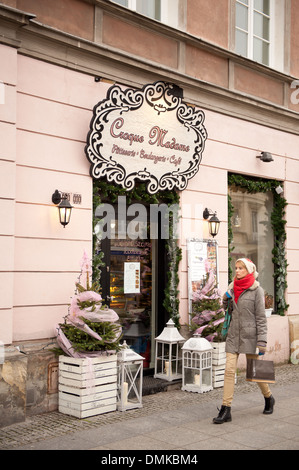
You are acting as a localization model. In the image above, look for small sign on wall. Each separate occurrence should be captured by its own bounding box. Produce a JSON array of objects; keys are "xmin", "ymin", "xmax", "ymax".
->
[
  {"xmin": 124, "ymin": 262, "xmax": 140, "ymax": 294},
  {"xmin": 85, "ymin": 81, "xmax": 208, "ymax": 194}
]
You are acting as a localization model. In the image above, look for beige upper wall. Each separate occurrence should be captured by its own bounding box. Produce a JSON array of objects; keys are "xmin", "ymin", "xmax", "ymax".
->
[
  {"xmin": 187, "ymin": 0, "xmax": 229, "ymax": 49},
  {"xmin": 0, "ymin": 1, "xmax": 298, "ymax": 103}
]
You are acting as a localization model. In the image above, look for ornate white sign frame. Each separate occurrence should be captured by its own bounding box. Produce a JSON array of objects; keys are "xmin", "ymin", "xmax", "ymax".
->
[{"xmin": 85, "ymin": 81, "xmax": 208, "ymax": 194}]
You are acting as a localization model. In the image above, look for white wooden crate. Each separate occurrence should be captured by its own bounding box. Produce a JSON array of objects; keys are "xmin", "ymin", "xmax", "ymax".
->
[
  {"xmin": 211, "ymin": 342, "xmax": 226, "ymax": 365},
  {"xmin": 211, "ymin": 343, "xmax": 224, "ymax": 388},
  {"xmin": 212, "ymin": 364, "xmax": 226, "ymax": 388},
  {"xmin": 59, "ymin": 369, "xmax": 117, "ymax": 388},
  {"xmin": 59, "ymin": 384, "xmax": 117, "ymax": 418},
  {"xmin": 59, "ymin": 401, "xmax": 116, "ymax": 419},
  {"xmin": 211, "ymin": 343, "xmax": 236, "ymax": 388},
  {"xmin": 59, "ymin": 355, "xmax": 117, "ymax": 374},
  {"xmin": 58, "ymin": 355, "xmax": 117, "ymax": 418},
  {"xmin": 212, "ymin": 365, "xmax": 237, "ymax": 388}
]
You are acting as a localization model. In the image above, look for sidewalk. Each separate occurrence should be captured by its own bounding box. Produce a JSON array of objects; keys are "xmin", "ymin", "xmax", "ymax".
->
[{"xmin": 1, "ymin": 363, "xmax": 299, "ymax": 451}]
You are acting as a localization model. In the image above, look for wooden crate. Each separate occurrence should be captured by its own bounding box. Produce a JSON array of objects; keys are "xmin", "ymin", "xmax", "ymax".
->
[
  {"xmin": 212, "ymin": 364, "xmax": 226, "ymax": 388},
  {"xmin": 211, "ymin": 342, "xmax": 226, "ymax": 366},
  {"xmin": 211, "ymin": 342, "xmax": 236, "ymax": 388},
  {"xmin": 58, "ymin": 355, "xmax": 117, "ymax": 418}
]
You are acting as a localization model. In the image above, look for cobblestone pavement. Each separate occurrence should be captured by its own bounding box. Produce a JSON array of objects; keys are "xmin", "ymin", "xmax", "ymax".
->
[{"xmin": 1, "ymin": 363, "xmax": 299, "ymax": 450}]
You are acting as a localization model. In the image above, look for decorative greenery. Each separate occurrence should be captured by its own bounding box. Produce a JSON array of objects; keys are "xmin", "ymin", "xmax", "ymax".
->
[
  {"xmin": 227, "ymin": 193, "xmax": 235, "ymax": 283},
  {"xmin": 53, "ymin": 251, "xmax": 122, "ymax": 356},
  {"xmin": 190, "ymin": 262, "xmax": 225, "ymax": 342},
  {"xmin": 228, "ymin": 173, "xmax": 288, "ymax": 316},
  {"xmin": 93, "ymin": 179, "xmax": 182, "ymax": 328},
  {"xmin": 57, "ymin": 320, "xmax": 122, "ymax": 353}
]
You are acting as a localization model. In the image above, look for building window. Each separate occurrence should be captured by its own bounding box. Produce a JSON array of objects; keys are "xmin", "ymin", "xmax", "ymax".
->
[
  {"xmin": 110, "ymin": 0, "xmax": 179, "ymax": 27},
  {"xmin": 112, "ymin": 0, "xmax": 161, "ymax": 20},
  {"xmin": 235, "ymin": 0, "xmax": 271, "ymax": 66}
]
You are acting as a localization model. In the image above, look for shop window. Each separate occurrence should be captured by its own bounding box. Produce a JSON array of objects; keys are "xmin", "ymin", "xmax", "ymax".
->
[
  {"xmin": 228, "ymin": 174, "xmax": 289, "ymax": 316},
  {"xmin": 110, "ymin": 0, "xmax": 179, "ymax": 27},
  {"xmin": 229, "ymin": 186, "xmax": 275, "ymax": 299}
]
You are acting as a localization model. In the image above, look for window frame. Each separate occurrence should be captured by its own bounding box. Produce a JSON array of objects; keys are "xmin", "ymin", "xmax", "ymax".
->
[
  {"xmin": 235, "ymin": 0, "xmax": 274, "ymax": 67},
  {"xmin": 111, "ymin": 0, "xmax": 168, "ymax": 23},
  {"xmin": 110, "ymin": 0, "xmax": 179, "ymax": 29}
]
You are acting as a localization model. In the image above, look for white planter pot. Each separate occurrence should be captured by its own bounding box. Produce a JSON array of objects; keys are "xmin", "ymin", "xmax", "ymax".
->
[
  {"xmin": 211, "ymin": 342, "xmax": 226, "ymax": 388},
  {"xmin": 211, "ymin": 342, "xmax": 236, "ymax": 388},
  {"xmin": 58, "ymin": 355, "xmax": 117, "ymax": 419},
  {"xmin": 265, "ymin": 308, "xmax": 273, "ymax": 318}
]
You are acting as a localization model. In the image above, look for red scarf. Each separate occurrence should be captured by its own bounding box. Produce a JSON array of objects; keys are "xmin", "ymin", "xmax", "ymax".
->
[{"xmin": 234, "ymin": 273, "xmax": 255, "ymax": 303}]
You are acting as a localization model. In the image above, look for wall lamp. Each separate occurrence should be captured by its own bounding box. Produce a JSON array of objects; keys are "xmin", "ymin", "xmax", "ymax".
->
[
  {"xmin": 203, "ymin": 208, "xmax": 220, "ymax": 238},
  {"xmin": 256, "ymin": 151, "xmax": 274, "ymax": 162},
  {"xmin": 52, "ymin": 190, "xmax": 73, "ymax": 227},
  {"xmin": 169, "ymin": 84, "xmax": 184, "ymax": 99}
]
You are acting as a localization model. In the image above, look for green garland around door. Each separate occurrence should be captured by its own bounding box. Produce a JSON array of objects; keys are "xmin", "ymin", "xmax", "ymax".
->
[
  {"xmin": 228, "ymin": 173, "xmax": 288, "ymax": 316},
  {"xmin": 92, "ymin": 180, "xmax": 182, "ymax": 328}
]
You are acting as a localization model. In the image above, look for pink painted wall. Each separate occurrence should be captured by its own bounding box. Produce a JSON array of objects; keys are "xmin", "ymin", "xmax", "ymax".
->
[
  {"xmin": 1, "ymin": 49, "xmax": 298, "ymax": 365},
  {"xmin": 0, "ymin": 44, "xmax": 17, "ymax": 345},
  {"xmin": 0, "ymin": 50, "xmax": 111, "ymax": 343}
]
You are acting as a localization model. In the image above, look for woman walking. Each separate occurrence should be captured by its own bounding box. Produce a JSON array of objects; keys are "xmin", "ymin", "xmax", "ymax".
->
[{"xmin": 213, "ymin": 258, "xmax": 275, "ymax": 424}]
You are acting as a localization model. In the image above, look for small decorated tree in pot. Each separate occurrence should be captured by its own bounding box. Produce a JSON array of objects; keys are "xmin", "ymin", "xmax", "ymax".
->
[
  {"xmin": 190, "ymin": 261, "xmax": 227, "ymax": 388},
  {"xmin": 54, "ymin": 251, "xmax": 123, "ymax": 418},
  {"xmin": 190, "ymin": 261, "xmax": 225, "ymax": 342},
  {"xmin": 54, "ymin": 250, "xmax": 122, "ymax": 357}
]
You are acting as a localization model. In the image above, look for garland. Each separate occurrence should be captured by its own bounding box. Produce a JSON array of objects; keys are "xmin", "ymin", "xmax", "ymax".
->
[
  {"xmin": 228, "ymin": 173, "xmax": 288, "ymax": 316},
  {"xmin": 92, "ymin": 180, "xmax": 182, "ymax": 328}
]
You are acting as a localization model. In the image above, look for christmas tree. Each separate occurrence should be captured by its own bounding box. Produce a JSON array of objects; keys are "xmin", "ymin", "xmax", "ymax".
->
[
  {"xmin": 54, "ymin": 250, "xmax": 122, "ymax": 357},
  {"xmin": 190, "ymin": 261, "xmax": 225, "ymax": 342}
]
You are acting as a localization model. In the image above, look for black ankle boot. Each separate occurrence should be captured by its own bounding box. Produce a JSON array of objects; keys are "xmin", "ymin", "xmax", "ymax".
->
[
  {"xmin": 213, "ymin": 405, "xmax": 232, "ymax": 424},
  {"xmin": 263, "ymin": 395, "xmax": 275, "ymax": 414}
]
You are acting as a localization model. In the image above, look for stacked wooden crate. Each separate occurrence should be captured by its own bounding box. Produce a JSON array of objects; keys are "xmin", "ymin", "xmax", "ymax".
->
[
  {"xmin": 58, "ymin": 354, "xmax": 117, "ymax": 418},
  {"xmin": 211, "ymin": 342, "xmax": 226, "ymax": 388},
  {"xmin": 211, "ymin": 342, "xmax": 236, "ymax": 388}
]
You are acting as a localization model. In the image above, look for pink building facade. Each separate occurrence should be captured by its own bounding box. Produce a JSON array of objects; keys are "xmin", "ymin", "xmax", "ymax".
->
[{"xmin": 0, "ymin": 0, "xmax": 298, "ymax": 426}]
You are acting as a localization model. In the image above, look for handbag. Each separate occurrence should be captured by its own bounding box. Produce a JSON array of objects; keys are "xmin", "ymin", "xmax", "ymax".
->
[
  {"xmin": 221, "ymin": 298, "xmax": 232, "ymax": 340},
  {"xmin": 246, "ymin": 358, "xmax": 275, "ymax": 384}
]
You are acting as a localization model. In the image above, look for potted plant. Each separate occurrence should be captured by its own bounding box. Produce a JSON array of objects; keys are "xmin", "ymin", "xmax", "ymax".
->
[
  {"xmin": 190, "ymin": 261, "xmax": 225, "ymax": 342},
  {"xmin": 54, "ymin": 250, "xmax": 123, "ymax": 418},
  {"xmin": 190, "ymin": 262, "xmax": 228, "ymax": 388},
  {"xmin": 265, "ymin": 292, "xmax": 274, "ymax": 317}
]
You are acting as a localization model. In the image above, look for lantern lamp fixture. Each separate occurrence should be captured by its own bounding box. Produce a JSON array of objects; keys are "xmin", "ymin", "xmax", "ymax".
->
[
  {"xmin": 181, "ymin": 333, "xmax": 213, "ymax": 394},
  {"xmin": 275, "ymin": 185, "xmax": 283, "ymax": 195},
  {"xmin": 154, "ymin": 319, "xmax": 185, "ymax": 381},
  {"xmin": 256, "ymin": 151, "xmax": 274, "ymax": 162},
  {"xmin": 117, "ymin": 341, "xmax": 144, "ymax": 412},
  {"xmin": 52, "ymin": 189, "xmax": 73, "ymax": 228},
  {"xmin": 203, "ymin": 208, "xmax": 220, "ymax": 238},
  {"xmin": 169, "ymin": 84, "xmax": 184, "ymax": 99}
]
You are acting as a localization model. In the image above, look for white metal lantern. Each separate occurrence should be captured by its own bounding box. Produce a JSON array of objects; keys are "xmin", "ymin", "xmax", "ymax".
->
[
  {"xmin": 117, "ymin": 341, "xmax": 144, "ymax": 412},
  {"xmin": 182, "ymin": 334, "xmax": 213, "ymax": 393},
  {"xmin": 154, "ymin": 319, "xmax": 185, "ymax": 381}
]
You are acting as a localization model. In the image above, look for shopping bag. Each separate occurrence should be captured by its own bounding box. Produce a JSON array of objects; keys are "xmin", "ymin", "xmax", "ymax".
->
[{"xmin": 246, "ymin": 358, "xmax": 275, "ymax": 384}]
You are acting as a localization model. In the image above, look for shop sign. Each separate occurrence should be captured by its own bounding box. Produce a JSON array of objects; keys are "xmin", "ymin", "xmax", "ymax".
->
[{"xmin": 85, "ymin": 81, "xmax": 207, "ymax": 194}]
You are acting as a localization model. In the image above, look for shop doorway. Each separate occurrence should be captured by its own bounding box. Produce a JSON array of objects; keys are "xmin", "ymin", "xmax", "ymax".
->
[{"xmin": 98, "ymin": 212, "xmax": 168, "ymax": 372}]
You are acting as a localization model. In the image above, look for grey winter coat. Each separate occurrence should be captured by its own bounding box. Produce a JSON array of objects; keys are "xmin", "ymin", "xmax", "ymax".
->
[{"xmin": 223, "ymin": 281, "xmax": 267, "ymax": 354}]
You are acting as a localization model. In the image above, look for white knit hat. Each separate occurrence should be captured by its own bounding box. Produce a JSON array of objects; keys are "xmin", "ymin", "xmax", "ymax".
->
[{"xmin": 237, "ymin": 258, "xmax": 259, "ymax": 279}]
